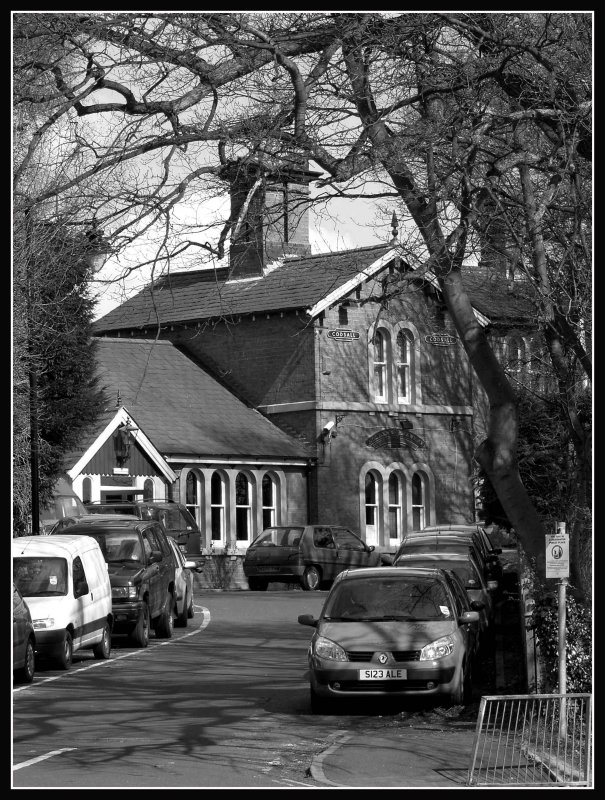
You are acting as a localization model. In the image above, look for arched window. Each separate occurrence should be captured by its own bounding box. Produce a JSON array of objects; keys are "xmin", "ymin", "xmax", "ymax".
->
[
  {"xmin": 143, "ymin": 479, "xmax": 154, "ymax": 501},
  {"xmin": 262, "ymin": 473, "xmax": 277, "ymax": 530},
  {"xmin": 373, "ymin": 329, "xmax": 389, "ymax": 401},
  {"xmin": 396, "ymin": 330, "xmax": 413, "ymax": 403},
  {"xmin": 411, "ymin": 472, "xmax": 429, "ymax": 530},
  {"xmin": 82, "ymin": 477, "xmax": 92, "ymax": 504},
  {"xmin": 365, "ymin": 472, "xmax": 379, "ymax": 541},
  {"xmin": 210, "ymin": 472, "xmax": 225, "ymax": 543},
  {"xmin": 388, "ymin": 472, "xmax": 404, "ymax": 542},
  {"xmin": 185, "ymin": 472, "xmax": 201, "ymax": 528},
  {"xmin": 235, "ymin": 472, "xmax": 252, "ymax": 542}
]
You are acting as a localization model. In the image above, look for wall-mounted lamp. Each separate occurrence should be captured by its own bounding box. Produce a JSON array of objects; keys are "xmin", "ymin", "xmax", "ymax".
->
[
  {"xmin": 113, "ymin": 421, "xmax": 140, "ymax": 466},
  {"xmin": 85, "ymin": 223, "xmax": 114, "ymax": 273},
  {"xmin": 399, "ymin": 419, "xmax": 414, "ymax": 431}
]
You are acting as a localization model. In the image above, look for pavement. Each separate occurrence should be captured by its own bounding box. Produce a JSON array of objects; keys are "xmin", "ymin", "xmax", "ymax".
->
[{"xmin": 309, "ymin": 593, "xmax": 525, "ymax": 788}]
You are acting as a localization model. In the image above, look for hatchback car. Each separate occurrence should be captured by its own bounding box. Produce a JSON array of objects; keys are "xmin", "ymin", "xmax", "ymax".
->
[
  {"xmin": 166, "ymin": 535, "xmax": 198, "ymax": 627},
  {"xmin": 13, "ymin": 583, "xmax": 35, "ymax": 684},
  {"xmin": 243, "ymin": 525, "xmax": 380, "ymax": 591},
  {"xmin": 298, "ymin": 566, "xmax": 482, "ymax": 712},
  {"xmin": 392, "ymin": 549, "xmax": 494, "ymax": 635},
  {"xmin": 85, "ymin": 500, "xmax": 201, "ymax": 558}
]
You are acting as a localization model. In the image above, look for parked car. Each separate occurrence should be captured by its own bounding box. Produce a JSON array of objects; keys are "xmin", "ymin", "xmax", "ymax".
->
[
  {"xmin": 392, "ymin": 549, "xmax": 494, "ymax": 635},
  {"xmin": 84, "ymin": 500, "xmax": 202, "ymax": 558},
  {"xmin": 243, "ymin": 525, "xmax": 381, "ymax": 591},
  {"xmin": 166, "ymin": 535, "xmax": 198, "ymax": 627},
  {"xmin": 38, "ymin": 485, "xmax": 88, "ymax": 535},
  {"xmin": 392, "ymin": 533, "xmax": 498, "ymax": 593},
  {"xmin": 12, "ymin": 535, "xmax": 113, "ymax": 669},
  {"xmin": 50, "ymin": 519, "xmax": 176, "ymax": 647},
  {"xmin": 13, "ymin": 583, "xmax": 35, "ymax": 684},
  {"xmin": 298, "ymin": 565, "xmax": 483, "ymax": 712},
  {"xmin": 421, "ymin": 525, "xmax": 503, "ymax": 588}
]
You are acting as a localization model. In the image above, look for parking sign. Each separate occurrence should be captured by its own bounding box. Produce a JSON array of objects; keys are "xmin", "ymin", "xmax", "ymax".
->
[{"xmin": 545, "ymin": 526, "xmax": 569, "ymax": 578}]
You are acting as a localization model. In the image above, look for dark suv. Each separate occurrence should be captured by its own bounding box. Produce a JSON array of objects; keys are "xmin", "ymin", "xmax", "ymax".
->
[
  {"xmin": 84, "ymin": 500, "xmax": 202, "ymax": 557},
  {"xmin": 51, "ymin": 518, "xmax": 176, "ymax": 647}
]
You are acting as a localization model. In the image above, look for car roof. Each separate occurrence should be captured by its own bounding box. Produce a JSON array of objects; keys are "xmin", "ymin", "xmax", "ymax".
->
[
  {"xmin": 12, "ymin": 534, "xmax": 101, "ymax": 557},
  {"xmin": 337, "ymin": 566, "xmax": 452, "ymax": 581},
  {"xmin": 54, "ymin": 519, "xmax": 153, "ymax": 534}
]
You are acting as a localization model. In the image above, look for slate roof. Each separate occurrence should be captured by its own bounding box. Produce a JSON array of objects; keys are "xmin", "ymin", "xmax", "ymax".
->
[
  {"xmin": 93, "ymin": 245, "xmax": 393, "ymax": 332},
  {"xmin": 74, "ymin": 338, "xmax": 312, "ymax": 461},
  {"xmin": 93, "ymin": 244, "xmax": 535, "ymax": 334}
]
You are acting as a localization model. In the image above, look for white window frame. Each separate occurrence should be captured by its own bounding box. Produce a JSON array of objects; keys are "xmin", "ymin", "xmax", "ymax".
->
[
  {"xmin": 235, "ymin": 472, "xmax": 252, "ymax": 545},
  {"xmin": 261, "ymin": 473, "xmax": 277, "ymax": 530},
  {"xmin": 372, "ymin": 328, "xmax": 389, "ymax": 402},
  {"xmin": 411, "ymin": 472, "xmax": 428, "ymax": 530},
  {"xmin": 210, "ymin": 471, "xmax": 226, "ymax": 545},
  {"xmin": 185, "ymin": 470, "xmax": 202, "ymax": 530},
  {"xmin": 396, "ymin": 329, "xmax": 412, "ymax": 404},
  {"xmin": 387, "ymin": 472, "xmax": 404, "ymax": 543}
]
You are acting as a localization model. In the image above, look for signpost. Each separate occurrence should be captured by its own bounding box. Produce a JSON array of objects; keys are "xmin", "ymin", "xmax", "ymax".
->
[{"xmin": 547, "ymin": 522, "xmax": 569, "ymax": 737}]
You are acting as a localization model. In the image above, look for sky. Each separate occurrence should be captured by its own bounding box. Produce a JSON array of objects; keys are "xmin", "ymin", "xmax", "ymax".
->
[{"xmin": 90, "ymin": 184, "xmax": 392, "ymax": 321}]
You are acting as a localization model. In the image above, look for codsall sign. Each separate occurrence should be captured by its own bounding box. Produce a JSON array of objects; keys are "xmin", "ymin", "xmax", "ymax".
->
[{"xmin": 327, "ymin": 329, "xmax": 360, "ymax": 341}]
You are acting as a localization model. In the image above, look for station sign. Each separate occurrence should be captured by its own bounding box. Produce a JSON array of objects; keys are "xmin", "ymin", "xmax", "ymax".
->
[
  {"xmin": 424, "ymin": 332, "xmax": 458, "ymax": 346},
  {"xmin": 327, "ymin": 329, "xmax": 360, "ymax": 341}
]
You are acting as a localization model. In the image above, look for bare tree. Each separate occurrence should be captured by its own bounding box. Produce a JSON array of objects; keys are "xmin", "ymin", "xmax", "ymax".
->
[{"xmin": 13, "ymin": 12, "xmax": 591, "ymax": 588}]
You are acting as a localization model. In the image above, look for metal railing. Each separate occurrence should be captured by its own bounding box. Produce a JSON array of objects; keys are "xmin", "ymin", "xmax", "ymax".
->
[{"xmin": 467, "ymin": 693, "xmax": 592, "ymax": 787}]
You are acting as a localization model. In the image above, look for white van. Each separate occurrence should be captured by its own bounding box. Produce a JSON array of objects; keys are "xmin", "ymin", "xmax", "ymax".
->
[{"xmin": 12, "ymin": 535, "xmax": 113, "ymax": 669}]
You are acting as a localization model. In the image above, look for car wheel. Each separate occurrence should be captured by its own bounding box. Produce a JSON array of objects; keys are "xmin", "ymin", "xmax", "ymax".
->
[
  {"xmin": 93, "ymin": 622, "xmax": 112, "ymax": 659},
  {"xmin": 310, "ymin": 686, "xmax": 334, "ymax": 714},
  {"xmin": 130, "ymin": 603, "xmax": 150, "ymax": 648},
  {"xmin": 175, "ymin": 591, "xmax": 189, "ymax": 628},
  {"xmin": 248, "ymin": 578, "xmax": 268, "ymax": 591},
  {"xmin": 155, "ymin": 592, "xmax": 174, "ymax": 638},
  {"xmin": 15, "ymin": 637, "xmax": 35, "ymax": 684},
  {"xmin": 300, "ymin": 566, "xmax": 321, "ymax": 591},
  {"xmin": 56, "ymin": 630, "xmax": 73, "ymax": 670},
  {"xmin": 450, "ymin": 664, "xmax": 467, "ymax": 706},
  {"xmin": 187, "ymin": 595, "xmax": 195, "ymax": 618}
]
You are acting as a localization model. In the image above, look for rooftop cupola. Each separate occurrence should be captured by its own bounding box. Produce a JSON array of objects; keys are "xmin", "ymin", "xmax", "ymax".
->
[{"xmin": 220, "ymin": 152, "xmax": 322, "ymax": 279}]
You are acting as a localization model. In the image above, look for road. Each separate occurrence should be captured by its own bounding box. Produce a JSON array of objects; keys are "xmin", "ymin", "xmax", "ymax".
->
[{"xmin": 12, "ymin": 588, "xmax": 506, "ymax": 789}]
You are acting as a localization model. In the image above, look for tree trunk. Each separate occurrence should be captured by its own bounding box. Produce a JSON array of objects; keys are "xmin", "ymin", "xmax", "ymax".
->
[{"xmin": 442, "ymin": 268, "xmax": 547, "ymax": 582}]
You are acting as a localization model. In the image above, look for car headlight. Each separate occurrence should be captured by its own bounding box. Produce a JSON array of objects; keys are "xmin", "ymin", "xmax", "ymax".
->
[
  {"xmin": 314, "ymin": 635, "xmax": 348, "ymax": 661},
  {"xmin": 32, "ymin": 618, "xmax": 55, "ymax": 630},
  {"xmin": 112, "ymin": 586, "xmax": 138, "ymax": 600},
  {"xmin": 419, "ymin": 635, "xmax": 455, "ymax": 660}
]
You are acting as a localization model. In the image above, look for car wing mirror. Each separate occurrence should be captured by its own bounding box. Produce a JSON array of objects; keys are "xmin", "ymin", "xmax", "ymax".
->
[
  {"xmin": 150, "ymin": 550, "xmax": 162, "ymax": 563},
  {"xmin": 460, "ymin": 610, "xmax": 481, "ymax": 624},
  {"xmin": 380, "ymin": 553, "xmax": 394, "ymax": 566},
  {"xmin": 298, "ymin": 614, "xmax": 318, "ymax": 628},
  {"xmin": 366, "ymin": 545, "xmax": 375, "ymax": 553}
]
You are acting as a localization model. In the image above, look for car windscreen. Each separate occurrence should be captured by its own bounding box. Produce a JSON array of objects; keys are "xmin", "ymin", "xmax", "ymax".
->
[
  {"xmin": 396, "ymin": 556, "xmax": 480, "ymax": 587},
  {"xmin": 323, "ymin": 576, "xmax": 453, "ymax": 621},
  {"xmin": 69, "ymin": 530, "xmax": 144, "ymax": 563},
  {"xmin": 157, "ymin": 507, "xmax": 197, "ymax": 532},
  {"xmin": 14, "ymin": 557, "xmax": 68, "ymax": 596},
  {"xmin": 249, "ymin": 527, "xmax": 305, "ymax": 547}
]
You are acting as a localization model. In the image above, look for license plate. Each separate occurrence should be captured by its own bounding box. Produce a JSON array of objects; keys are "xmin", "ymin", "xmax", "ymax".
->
[{"xmin": 359, "ymin": 668, "xmax": 407, "ymax": 680}]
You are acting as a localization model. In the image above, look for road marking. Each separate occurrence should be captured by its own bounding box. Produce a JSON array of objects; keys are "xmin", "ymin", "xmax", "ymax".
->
[
  {"xmin": 13, "ymin": 607, "xmax": 211, "ymax": 694},
  {"xmin": 13, "ymin": 748, "xmax": 76, "ymax": 771},
  {"xmin": 309, "ymin": 731, "xmax": 352, "ymax": 788}
]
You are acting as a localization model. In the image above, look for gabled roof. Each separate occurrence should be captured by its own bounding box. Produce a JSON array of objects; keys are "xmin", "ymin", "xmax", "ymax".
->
[
  {"xmin": 93, "ymin": 244, "xmax": 534, "ymax": 335},
  {"xmin": 65, "ymin": 406, "xmax": 177, "ymax": 483},
  {"xmin": 76, "ymin": 338, "xmax": 311, "ymax": 461},
  {"xmin": 93, "ymin": 244, "xmax": 394, "ymax": 332}
]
